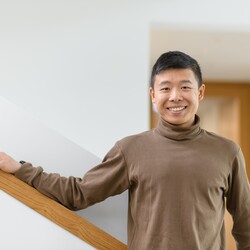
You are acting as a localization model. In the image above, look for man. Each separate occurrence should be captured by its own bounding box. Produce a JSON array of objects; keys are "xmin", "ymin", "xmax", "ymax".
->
[{"xmin": 0, "ymin": 51, "xmax": 249, "ymax": 249}]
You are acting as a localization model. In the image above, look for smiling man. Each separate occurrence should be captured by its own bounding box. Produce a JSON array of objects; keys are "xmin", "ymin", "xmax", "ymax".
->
[
  {"xmin": 150, "ymin": 68, "xmax": 205, "ymax": 128},
  {"xmin": 0, "ymin": 51, "xmax": 249, "ymax": 250}
]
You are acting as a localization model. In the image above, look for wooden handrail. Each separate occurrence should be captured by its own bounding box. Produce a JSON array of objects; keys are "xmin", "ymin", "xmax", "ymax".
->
[{"xmin": 0, "ymin": 170, "xmax": 127, "ymax": 250}]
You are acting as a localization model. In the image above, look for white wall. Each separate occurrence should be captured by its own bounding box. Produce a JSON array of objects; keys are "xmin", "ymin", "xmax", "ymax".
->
[
  {"xmin": 0, "ymin": 190, "xmax": 94, "ymax": 250},
  {"xmin": 0, "ymin": 97, "xmax": 128, "ymax": 243},
  {"xmin": 1, "ymin": 0, "xmax": 250, "ymax": 158},
  {"xmin": 1, "ymin": 0, "xmax": 250, "ymax": 246}
]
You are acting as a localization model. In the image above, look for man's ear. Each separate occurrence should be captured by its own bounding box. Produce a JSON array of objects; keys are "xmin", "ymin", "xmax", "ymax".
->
[
  {"xmin": 198, "ymin": 84, "xmax": 205, "ymax": 101},
  {"xmin": 149, "ymin": 87, "xmax": 155, "ymax": 103}
]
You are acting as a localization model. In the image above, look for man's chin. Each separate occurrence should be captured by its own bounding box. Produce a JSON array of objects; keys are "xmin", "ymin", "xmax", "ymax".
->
[{"xmin": 162, "ymin": 117, "xmax": 184, "ymax": 126}]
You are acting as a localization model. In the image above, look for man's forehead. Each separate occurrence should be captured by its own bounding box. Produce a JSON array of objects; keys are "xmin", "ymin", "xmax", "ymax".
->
[
  {"xmin": 154, "ymin": 69, "xmax": 197, "ymax": 85},
  {"xmin": 157, "ymin": 68, "xmax": 195, "ymax": 76},
  {"xmin": 158, "ymin": 79, "xmax": 193, "ymax": 85}
]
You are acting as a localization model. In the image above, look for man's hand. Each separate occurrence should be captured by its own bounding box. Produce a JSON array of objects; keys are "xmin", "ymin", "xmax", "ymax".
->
[{"xmin": 0, "ymin": 152, "xmax": 22, "ymax": 173}]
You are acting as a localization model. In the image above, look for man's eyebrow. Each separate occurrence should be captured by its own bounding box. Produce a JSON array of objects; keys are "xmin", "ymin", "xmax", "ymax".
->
[
  {"xmin": 159, "ymin": 81, "xmax": 171, "ymax": 85},
  {"xmin": 179, "ymin": 80, "xmax": 193, "ymax": 84},
  {"xmin": 159, "ymin": 80, "xmax": 193, "ymax": 85}
]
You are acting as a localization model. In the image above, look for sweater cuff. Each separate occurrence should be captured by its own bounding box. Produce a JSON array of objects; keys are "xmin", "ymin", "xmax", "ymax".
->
[{"xmin": 14, "ymin": 163, "xmax": 43, "ymax": 186}]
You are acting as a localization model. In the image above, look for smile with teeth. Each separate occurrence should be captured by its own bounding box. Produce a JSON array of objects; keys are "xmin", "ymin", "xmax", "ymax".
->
[{"xmin": 167, "ymin": 106, "xmax": 186, "ymax": 112}]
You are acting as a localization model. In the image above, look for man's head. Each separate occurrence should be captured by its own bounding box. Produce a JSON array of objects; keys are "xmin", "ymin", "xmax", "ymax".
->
[
  {"xmin": 150, "ymin": 51, "xmax": 202, "ymax": 90},
  {"xmin": 150, "ymin": 51, "xmax": 205, "ymax": 128}
]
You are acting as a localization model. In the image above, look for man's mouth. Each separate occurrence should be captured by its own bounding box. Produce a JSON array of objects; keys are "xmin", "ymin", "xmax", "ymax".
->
[{"xmin": 167, "ymin": 106, "xmax": 186, "ymax": 112}]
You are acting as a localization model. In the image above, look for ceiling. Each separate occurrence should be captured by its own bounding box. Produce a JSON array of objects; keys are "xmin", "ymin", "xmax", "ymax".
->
[{"xmin": 150, "ymin": 28, "xmax": 250, "ymax": 82}]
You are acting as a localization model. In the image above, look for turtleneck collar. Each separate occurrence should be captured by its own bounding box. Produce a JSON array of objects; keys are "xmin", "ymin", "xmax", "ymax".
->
[{"xmin": 155, "ymin": 115, "xmax": 202, "ymax": 141}]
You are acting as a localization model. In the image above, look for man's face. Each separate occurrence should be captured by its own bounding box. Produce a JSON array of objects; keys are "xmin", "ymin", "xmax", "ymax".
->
[{"xmin": 150, "ymin": 68, "xmax": 205, "ymax": 128}]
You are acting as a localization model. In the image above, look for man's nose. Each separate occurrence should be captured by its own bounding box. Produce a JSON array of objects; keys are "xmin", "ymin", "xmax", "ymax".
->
[{"xmin": 169, "ymin": 89, "xmax": 183, "ymax": 102}]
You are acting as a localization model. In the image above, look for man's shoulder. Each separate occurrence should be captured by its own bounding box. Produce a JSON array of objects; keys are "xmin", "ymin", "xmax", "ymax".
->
[
  {"xmin": 202, "ymin": 129, "xmax": 240, "ymax": 152},
  {"xmin": 117, "ymin": 129, "xmax": 154, "ymax": 148},
  {"xmin": 120, "ymin": 129, "xmax": 154, "ymax": 141}
]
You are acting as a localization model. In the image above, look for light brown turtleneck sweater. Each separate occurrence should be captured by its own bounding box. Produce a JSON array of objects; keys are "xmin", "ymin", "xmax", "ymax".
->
[{"xmin": 15, "ymin": 116, "xmax": 250, "ymax": 249}]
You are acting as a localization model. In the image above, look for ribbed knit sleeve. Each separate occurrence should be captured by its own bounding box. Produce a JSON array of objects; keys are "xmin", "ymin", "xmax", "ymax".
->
[
  {"xmin": 226, "ymin": 148, "xmax": 250, "ymax": 250},
  {"xmin": 14, "ymin": 143, "xmax": 130, "ymax": 210}
]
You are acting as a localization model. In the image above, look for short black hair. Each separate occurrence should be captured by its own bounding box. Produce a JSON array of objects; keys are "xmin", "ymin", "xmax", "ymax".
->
[{"xmin": 150, "ymin": 51, "xmax": 202, "ymax": 89}]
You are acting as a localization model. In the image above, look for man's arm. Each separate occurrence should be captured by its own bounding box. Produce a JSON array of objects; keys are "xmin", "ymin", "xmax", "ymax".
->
[
  {"xmin": 0, "ymin": 144, "xmax": 130, "ymax": 211},
  {"xmin": 226, "ymin": 149, "xmax": 250, "ymax": 250}
]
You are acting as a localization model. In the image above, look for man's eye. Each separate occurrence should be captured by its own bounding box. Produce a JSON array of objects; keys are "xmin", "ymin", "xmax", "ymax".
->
[
  {"xmin": 160, "ymin": 88, "xmax": 170, "ymax": 91},
  {"xmin": 181, "ymin": 86, "xmax": 191, "ymax": 90}
]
